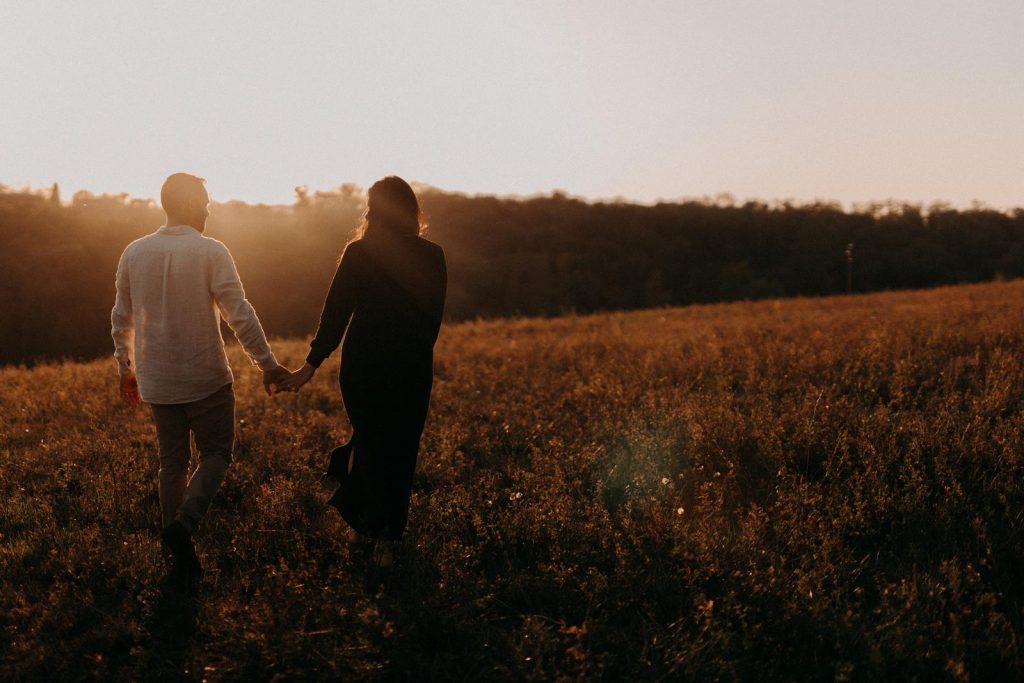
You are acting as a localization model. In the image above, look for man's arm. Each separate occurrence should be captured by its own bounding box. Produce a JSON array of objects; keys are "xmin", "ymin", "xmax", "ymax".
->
[
  {"xmin": 111, "ymin": 250, "xmax": 140, "ymax": 406},
  {"xmin": 209, "ymin": 243, "xmax": 288, "ymax": 392}
]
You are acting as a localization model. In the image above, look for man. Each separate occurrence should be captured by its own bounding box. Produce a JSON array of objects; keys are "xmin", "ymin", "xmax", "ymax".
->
[{"xmin": 111, "ymin": 172, "xmax": 290, "ymax": 588}]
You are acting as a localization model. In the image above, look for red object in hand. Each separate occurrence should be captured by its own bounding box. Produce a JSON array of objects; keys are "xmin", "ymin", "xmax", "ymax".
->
[{"xmin": 120, "ymin": 373, "xmax": 141, "ymax": 408}]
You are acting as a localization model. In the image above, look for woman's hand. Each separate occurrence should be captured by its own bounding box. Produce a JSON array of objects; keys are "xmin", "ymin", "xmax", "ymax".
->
[{"xmin": 278, "ymin": 362, "xmax": 316, "ymax": 392}]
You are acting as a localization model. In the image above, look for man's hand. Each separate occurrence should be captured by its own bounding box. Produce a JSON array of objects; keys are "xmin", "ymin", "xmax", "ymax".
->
[
  {"xmin": 262, "ymin": 364, "xmax": 293, "ymax": 395},
  {"xmin": 120, "ymin": 373, "xmax": 141, "ymax": 408}
]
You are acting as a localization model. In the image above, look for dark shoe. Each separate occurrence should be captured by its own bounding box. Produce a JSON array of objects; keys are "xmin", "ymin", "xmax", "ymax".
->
[
  {"xmin": 161, "ymin": 520, "xmax": 202, "ymax": 575},
  {"xmin": 160, "ymin": 560, "xmax": 203, "ymax": 595}
]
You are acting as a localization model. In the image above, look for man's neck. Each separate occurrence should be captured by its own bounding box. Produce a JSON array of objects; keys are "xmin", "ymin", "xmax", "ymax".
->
[{"xmin": 165, "ymin": 217, "xmax": 204, "ymax": 233}]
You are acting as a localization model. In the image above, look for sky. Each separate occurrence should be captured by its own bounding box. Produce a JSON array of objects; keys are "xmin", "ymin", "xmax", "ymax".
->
[{"xmin": 0, "ymin": 1, "xmax": 1021, "ymax": 208}]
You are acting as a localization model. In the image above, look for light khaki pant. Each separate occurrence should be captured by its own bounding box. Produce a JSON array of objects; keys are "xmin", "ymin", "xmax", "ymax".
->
[{"xmin": 150, "ymin": 383, "xmax": 235, "ymax": 534}]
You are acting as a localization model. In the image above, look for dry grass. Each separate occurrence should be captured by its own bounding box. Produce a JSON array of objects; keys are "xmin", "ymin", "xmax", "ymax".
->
[{"xmin": 3, "ymin": 281, "xmax": 1024, "ymax": 680}]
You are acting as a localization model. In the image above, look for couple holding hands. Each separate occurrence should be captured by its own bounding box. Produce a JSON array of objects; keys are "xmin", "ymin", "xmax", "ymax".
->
[{"xmin": 111, "ymin": 173, "xmax": 446, "ymax": 587}]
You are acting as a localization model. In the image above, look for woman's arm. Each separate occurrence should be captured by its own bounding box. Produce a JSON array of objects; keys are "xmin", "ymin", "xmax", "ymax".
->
[
  {"xmin": 306, "ymin": 243, "xmax": 360, "ymax": 369},
  {"xmin": 429, "ymin": 246, "xmax": 447, "ymax": 344}
]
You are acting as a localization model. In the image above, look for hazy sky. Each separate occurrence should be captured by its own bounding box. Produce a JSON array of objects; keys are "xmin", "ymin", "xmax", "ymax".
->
[{"xmin": 1, "ymin": 1, "xmax": 1021, "ymax": 208}]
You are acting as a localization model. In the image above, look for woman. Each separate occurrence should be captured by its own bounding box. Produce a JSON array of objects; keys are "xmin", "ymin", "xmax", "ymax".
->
[{"xmin": 281, "ymin": 176, "xmax": 447, "ymax": 567}]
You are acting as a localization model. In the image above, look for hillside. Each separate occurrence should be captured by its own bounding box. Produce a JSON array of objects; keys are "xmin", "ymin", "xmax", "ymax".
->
[{"xmin": 3, "ymin": 281, "xmax": 1024, "ymax": 679}]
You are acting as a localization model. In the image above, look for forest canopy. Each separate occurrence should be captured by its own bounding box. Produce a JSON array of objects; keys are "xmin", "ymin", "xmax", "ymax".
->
[{"xmin": 1, "ymin": 183, "xmax": 1022, "ymax": 366}]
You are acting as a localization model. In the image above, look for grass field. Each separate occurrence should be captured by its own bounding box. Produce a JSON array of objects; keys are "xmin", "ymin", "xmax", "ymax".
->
[{"xmin": 3, "ymin": 281, "xmax": 1024, "ymax": 680}]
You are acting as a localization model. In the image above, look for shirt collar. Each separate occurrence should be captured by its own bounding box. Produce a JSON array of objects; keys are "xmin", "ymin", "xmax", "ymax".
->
[{"xmin": 157, "ymin": 224, "xmax": 202, "ymax": 236}]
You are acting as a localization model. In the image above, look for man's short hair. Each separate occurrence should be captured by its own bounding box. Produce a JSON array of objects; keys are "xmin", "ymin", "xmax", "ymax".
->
[{"xmin": 161, "ymin": 173, "xmax": 207, "ymax": 214}]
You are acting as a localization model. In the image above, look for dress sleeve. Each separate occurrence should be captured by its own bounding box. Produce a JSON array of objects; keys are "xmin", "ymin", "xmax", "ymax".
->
[
  {"xmin": 306, "ymin": 243, "xmax": 360, "ymax": 368},
  {"xmin": 431, "ymin": 247, "xmax": 448, "ymax": 344}
]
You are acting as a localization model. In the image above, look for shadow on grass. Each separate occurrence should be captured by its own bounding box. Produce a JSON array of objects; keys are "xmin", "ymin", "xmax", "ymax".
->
[
  {"xmin": 140, "ymin": 583, "xmax": 199, "ymax": 681},
  {"xmin": 368, "ymin": 546, "xmax": 507, "ymax": 680}
]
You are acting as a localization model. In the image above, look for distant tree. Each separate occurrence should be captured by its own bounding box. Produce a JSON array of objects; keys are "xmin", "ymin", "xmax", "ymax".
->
[{"xmin": 1, "ymin": 184, "xmax": 1023, "ymax": 365}]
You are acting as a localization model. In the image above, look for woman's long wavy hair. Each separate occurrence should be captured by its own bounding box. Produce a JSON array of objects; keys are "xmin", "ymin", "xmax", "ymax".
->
[{"xmin": 358, "ymin": 176, "xmax": 426, "ymax": 240}]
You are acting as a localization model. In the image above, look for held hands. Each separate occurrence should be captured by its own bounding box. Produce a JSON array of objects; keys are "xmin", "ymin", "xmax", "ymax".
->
[
  {"xmin": 263, "ymin": 362, "xmax": 315, "ymax": 395},
  {"xmin": 277, "ymin": 362, "xmax": 316, "ymax": 393},
  {"xmin": 120, "ymin": 373, "xmax": 141, "ymax": 408},
  {"xmin": 262, "ymin": 364, "xmax": 293, "ymax": 395}
]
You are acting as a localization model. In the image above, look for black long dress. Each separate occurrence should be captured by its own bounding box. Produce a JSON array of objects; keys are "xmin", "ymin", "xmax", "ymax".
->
[{"xmin": 306, "ymin": 235, "xmax": 446, "ymax": 540}]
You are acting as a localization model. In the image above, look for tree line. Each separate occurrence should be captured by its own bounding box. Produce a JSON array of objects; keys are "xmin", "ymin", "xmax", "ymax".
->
[{"xmin": 1, "ymin": 183, "xmax": 1022, "ymax": 365}]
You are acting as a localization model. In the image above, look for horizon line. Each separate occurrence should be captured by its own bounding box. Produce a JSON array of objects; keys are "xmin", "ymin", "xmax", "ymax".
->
[{"xmin": 2, "ymin": 179, "xmax": 1021, "ymax": 214}]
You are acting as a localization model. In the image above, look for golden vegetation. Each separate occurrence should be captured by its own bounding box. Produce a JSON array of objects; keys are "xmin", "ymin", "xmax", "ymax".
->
[{"xmin": 3, "ymin": 280, "xmax": 1024, "ymax": 679}]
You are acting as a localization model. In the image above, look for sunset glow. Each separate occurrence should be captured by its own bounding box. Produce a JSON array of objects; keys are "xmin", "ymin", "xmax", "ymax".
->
[{"xmin": 1, "ymin": 1, "xmax": 1022, "ymax": 207}]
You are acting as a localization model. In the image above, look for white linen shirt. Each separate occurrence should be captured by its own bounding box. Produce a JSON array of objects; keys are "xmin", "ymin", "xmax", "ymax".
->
[{"xmin": 111, "ymin": 224, "xmax": 279, "ymax": 404}]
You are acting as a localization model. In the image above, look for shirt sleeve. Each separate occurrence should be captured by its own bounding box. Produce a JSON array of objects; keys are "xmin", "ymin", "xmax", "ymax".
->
[
  {"xmin": 209, "ymin": 243, "xmax": 279, "ymax": 371},
  {"xmin": 110, "ymin": 249, "xmax": 135, "ymax": 376},
  {"xmin": 306, "ymin": 243, "xmax": 360, "ymax": 368}
]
